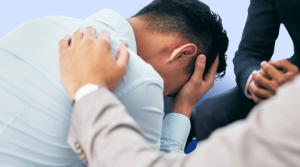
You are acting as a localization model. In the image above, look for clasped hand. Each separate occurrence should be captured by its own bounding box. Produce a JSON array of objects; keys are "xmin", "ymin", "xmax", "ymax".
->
[{"xmin": 249, "ymin": 59, "xmax": 299, "ymax": 103}]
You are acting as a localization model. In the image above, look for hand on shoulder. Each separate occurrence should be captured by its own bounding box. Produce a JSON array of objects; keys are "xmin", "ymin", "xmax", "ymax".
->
[{"xmin": 59, "ymin": 27, "xmax": 130, "ymax": 102}]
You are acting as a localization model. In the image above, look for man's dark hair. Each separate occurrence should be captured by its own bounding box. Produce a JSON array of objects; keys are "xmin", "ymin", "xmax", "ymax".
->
[{"xmin": 133, "ymin": 0, "xmax": 229, "ymax": 78}]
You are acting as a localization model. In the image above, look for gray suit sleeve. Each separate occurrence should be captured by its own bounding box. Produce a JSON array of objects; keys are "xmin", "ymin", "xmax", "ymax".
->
[{"xmin": 68, "ymin": 76, "xmax": 300, "ymax": 167}]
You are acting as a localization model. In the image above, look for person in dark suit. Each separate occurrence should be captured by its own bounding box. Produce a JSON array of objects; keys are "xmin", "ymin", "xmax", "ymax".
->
[{"xmin": 194, "ymin": 0, "xmax": 300, "ymax": 141}]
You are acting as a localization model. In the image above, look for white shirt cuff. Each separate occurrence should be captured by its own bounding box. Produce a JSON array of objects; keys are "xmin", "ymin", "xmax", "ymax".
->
[
  {"xmin": 73, "ymin": 83, "xmax": 100, "ymax": 102},
  {"xmin": 244, "ymin": 70, "xmax": 257, "ymax": 99},
  {"xmin": 161, "ymin": 113, "xmax": 191, "ymax": 150}
]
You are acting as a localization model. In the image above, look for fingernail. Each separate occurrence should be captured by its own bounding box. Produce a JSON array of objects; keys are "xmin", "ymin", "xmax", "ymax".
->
[
  {"xmin": 101, "ymin": 31, "xmax": 110, "ymax": 42},
  {"xmin": 261, "ymin": 61, "xmax": 267, "ymax": 66},
  {"xmin": 198, "ymin": 54, "xmax": 206, "ymax": 61},
  {"xmin": 122, "ymin": 44, "xmax": 128, "ymax": 50},
  {"xmin": 102, "ymin": 31, "xmax": 109, "ymax": 37},
  {"xmin": 124, "ymin": 43, "xmax": 128, "ymax": 48},
  {"xmin": 65, "ymin": 35, "xmax": 71, "ymax": 41},
  {"xmin": 77, "ymin": 28, "xmax": 84, "ymax": 33}
]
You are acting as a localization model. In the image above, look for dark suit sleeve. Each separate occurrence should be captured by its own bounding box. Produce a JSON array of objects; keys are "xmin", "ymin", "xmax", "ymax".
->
[{"xmin": 233, "ymin": 0, "xmax": 281, "ymax": 92}]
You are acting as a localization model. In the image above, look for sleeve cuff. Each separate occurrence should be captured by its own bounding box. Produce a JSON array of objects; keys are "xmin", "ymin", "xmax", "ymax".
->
[
  {"xmin": 73, "ymin": 83, "xmax": 101, "ymax": 102},
  {"xmin": 161, "ymin": 113, "xmax": 191, "ymax": 150},
  {"xmin": 244, "ymin": 70, "xmax": 256, "ymax": 99}
]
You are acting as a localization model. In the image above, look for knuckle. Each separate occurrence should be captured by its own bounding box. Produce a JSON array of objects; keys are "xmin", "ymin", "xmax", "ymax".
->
[
  {"xmin": 73, "ymin": 30, "xmax": 81, "ymax": 36},
  {"xmin": 210, "ymin": 81, "xmax": 215, "ymax": 88},
  {"xmin": 262, "ymin": 64, "xmax": 270, "ymax": 72},
  {"xmin": 198, "ymin": 65, "xmax": 205, "ymax": 71},
  {"xmin": 262, "ymin": 91, "xmax": 269, "ymax": 97},
  {"xmin": 267, "ymin": 92, "xmax": 273, "ymax": 98},
  {"xmin": 123, "ymin": 66, "xmax": 128, "ymax": 73},
  {"xmin": 270, "ymin": 84, "xmax": 278, "ymax": 92},
  {"xmin": 294, "ymin": 67, "xmax": 299, "ymax": 73},
  {"xmin": 190, "ymin": 78, "xmax": 199, "ymax": 86},
  {"xmin": 254, "ymin": 74, "xmax": 262, "ymax": 83},
  {"xmin": 264, "ymin": 63, "xmax": 270, "ymax": 69},
  {"xmin": 83, "ymin": 38, "xmax": 93, "ymax": 44},
  {"xmin": 99, "ymin": 39, "xmax": 110, "ymax": 49},
  {"xmin": 118, "ymin": 65, "xmax": 127, "ymax": 75},
  {"xmin": 119, "ymin": 63, "xmax": 126, "ymax": 70},
  {"xmin": 252, "ymin": 95, "xmax": 258, "ymax": 103},
  {"xmin": 252, "ymin": 88, "xmax": 257, "ymax": 94},
  {"xmin": 59, "ymin": 51, "xmax": 65, "ymax": 58},
  {"xmin": 252, "ymin": 73, "xmax": 257, "ymax": 80},
  {"xmin": 273, "ymin": 84, "xmax": 279, "ymax": 91},
  {"xmin": 277, "ymin": 78, "xmax": 285, "ymax": 85},
  {"xmin": 59, "ymin": 39, "xmax": 65, "ymax": 45},
  {"xmin": 99, "ymin": 38, "xmax": 109, "ymax": 45},
  {"xmin": 86, "ymin": 26, "xmax": 95, "ymax": 31}
]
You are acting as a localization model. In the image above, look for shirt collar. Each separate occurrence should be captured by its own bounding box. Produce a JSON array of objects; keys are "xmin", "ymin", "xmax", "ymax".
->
[{"xmin": 85, "ymin": 9, "xmax": 137, "ymax": 53}]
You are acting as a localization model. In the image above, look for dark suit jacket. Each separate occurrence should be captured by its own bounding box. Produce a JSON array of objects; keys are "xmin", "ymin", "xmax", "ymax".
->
[{"xmin": 233, "ymin": 0, "xmax": 300, "ymax": 92}]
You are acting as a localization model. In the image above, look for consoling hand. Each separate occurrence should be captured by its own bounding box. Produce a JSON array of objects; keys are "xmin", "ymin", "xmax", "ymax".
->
[
  {"xmin": 249, "ymin": 69, "xmax": 276, "ymax": 103},
  {"xmin": 249, "ymin": 59, "xmax": 299, "ymax": 103},
  {"xmin": 170, "ymin": 55, "xmax": 219, "ymax": 118},
  {"xmin": 59, "ymin": 27, "xmax": 130, "ymax": 102},
  {"xmin": 265, "ymin": 59, "xmax": 299, "ymax": 84}
]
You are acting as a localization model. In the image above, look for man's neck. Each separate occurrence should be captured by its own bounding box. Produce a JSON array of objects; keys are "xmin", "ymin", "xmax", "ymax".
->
[{"xmin": 125, "ymin": 17, "xmax": 151, "ymax": 61}]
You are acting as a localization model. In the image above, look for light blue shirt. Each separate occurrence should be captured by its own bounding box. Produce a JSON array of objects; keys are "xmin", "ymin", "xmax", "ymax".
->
[{"xmin": 0, "ymin": 9, "xmax": 190, "ymax": 166}]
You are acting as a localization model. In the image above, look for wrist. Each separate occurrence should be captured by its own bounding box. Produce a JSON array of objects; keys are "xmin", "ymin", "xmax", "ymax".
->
[
  {"xmin": 170, "ymin": 103, "xmax": 194, "ymax": 118},
  {"xmin": 66, "ymin": 84, "xmax": 82, "ymax": 102},
  {"xmin": 73, "ymin": 83, "xmax": 101, "ymax": 103}
]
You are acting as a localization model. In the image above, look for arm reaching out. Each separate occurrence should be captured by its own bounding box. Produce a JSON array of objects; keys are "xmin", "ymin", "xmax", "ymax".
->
[
  {"xmin": 68, "ymin": 76, "xmax": 300, "ymax": 167},
  {"xmin": 60, "ymin": 26, "xmax": 300, "ymax": 167}
]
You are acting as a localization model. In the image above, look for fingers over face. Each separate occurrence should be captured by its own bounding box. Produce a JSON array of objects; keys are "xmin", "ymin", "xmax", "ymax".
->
[
  {"xmin": 190, "ymin": 54, "xmax": 206, "ymax": 84},
  {"xmin": 83, "ymin": 26, "xmax": 96, "ymax": 40},
  {"xmin": 71, "ymin": 28, "xmax": 84, "ymax": 46},
  {"xmin": 203, "ymin": 55, "xmax": 219, "ymax": 83}
]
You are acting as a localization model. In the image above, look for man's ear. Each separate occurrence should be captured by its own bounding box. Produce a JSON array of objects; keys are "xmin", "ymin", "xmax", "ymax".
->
[{"xmin": 168, "ymin": 43, "xmax": 197, "ymax": 62}]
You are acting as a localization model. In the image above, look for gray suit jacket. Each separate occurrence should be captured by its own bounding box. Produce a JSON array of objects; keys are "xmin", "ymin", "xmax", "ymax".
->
[{"xmin": 68, "ymin": 76, "xmax": 300, "ymax": 167}]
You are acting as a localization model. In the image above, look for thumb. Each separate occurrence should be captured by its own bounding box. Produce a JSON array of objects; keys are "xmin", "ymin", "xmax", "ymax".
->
[
  {"xmin": 116, "ymin": 43, "xmax": 130, "ymax": 71},
  {"xmin": 269, "ymin": 59, "xmax": 293, "ymax": 71},
  {"xmin": 190, "ymin": 54, "xmax": 206, "ymax": 84},
  {"xmin": 203, "ymin": 56, "xmax": 219, "ymax": 84}
]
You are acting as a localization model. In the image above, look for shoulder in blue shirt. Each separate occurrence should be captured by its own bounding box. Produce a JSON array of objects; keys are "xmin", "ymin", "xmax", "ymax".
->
[{"xmin": 0, "ymin": 9, "xmax": 190, "ymax": 166}]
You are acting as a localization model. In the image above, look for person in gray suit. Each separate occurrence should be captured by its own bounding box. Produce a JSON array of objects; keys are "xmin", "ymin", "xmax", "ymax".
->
[{"xmin": 59, "ymin": 27, "xmax": 300, "ymax": 167}]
